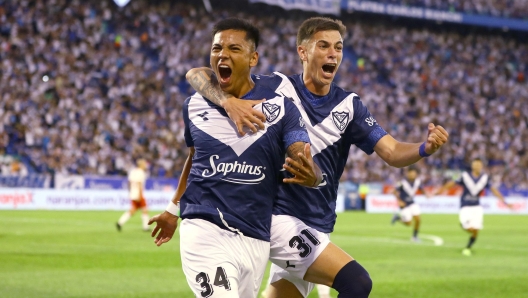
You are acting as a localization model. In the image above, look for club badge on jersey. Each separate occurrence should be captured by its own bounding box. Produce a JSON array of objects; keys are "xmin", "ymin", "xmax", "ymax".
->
[
  {"xmin": 332, "ymin": 111, "xmax": 349, "ymax": 132},
  {"xmin": 263, "ymin": 102, "xmax": 281, "ymax": 122}
]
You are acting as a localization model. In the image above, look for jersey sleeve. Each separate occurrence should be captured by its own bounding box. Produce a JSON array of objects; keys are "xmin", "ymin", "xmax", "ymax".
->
[
  {"xmin": 252, "ymin": 73, "xmax": 283, "ymax": 91},
  {"xmin": 281, "ymin": 99, "xmax": 310, "ymax": 151},
  {"xmin": 182, "ymin": 97, "xmax": 194, "ymax": 147},
  {"xmin": 348, "ymin": 96, "xmax": 388, "ymax": 155}
]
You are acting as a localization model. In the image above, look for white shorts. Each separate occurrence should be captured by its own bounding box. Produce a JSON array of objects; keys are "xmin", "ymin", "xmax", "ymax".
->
[
  {"xmin": 459, "ymin": 206, "xmax": 484, "ymax": 230},
  {"xmin": 400, "ymin": 203, "xmax": 421, "ymax": 222},
  {"xmin": 180, "ymin": 218, "xmax": 270, "ymax": 298},
  {"xmin": 267, "ymin": 215, "xmax": 331, "ymax": 297}
]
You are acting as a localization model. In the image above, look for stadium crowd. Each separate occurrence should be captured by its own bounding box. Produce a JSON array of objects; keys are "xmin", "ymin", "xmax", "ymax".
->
[
  {"xmin": 0, "ymin": 0, "xmax": 527, "ymax": 188},
  {"xmin": 369, "ymin": 0, "xmax": 528, "ymax": 19}
]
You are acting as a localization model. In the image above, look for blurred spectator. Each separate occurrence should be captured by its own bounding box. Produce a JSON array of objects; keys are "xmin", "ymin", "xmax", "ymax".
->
[
  {"xmin": 0, "ymin": 0, "xmax": 526, "ymax": 188},
  {"xmin": 7, "ymin": 159, "xmax": 28, "ymax": 176}
]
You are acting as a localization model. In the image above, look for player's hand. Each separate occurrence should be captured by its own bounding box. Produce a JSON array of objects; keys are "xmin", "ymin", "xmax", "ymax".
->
[
  {"xmin": 283, "ymin": 143, "xmax": 322, "ymax": 187},
  {"xmin": 506, "ymin": 202, "xmax": 516, "ymax": 210},
  {"xmin": 424, "ymin": 123, "xmax": 449, "ymax": 155},
  {"xmin": 222, "ymin": 97, "xmax": 266, "ymax": 136},
  {"xmin": 148, "ymin": 211, "xmax": 178, "ymax": 247}
]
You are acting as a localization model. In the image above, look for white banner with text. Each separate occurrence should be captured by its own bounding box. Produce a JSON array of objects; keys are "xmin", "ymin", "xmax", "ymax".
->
[
  {"xmin": 0, "ymin": 189, "xmax": 173, "ymax": 211},
  {"xmin": 366, "ymin": 195, "xmax": 528, "ymax": 214}
]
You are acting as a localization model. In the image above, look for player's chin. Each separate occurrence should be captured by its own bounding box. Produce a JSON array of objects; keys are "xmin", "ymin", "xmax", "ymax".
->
[
  {"xmin": 319, "ymin": 71, "xmax": 335, "ymax": 83},
  {"xmin": 318, "ymin": 75, "xmax": 334, "ymax": 86},
  {"xmin": 218, "ymin": 80, "xmax": 233, "ymax": 92}
]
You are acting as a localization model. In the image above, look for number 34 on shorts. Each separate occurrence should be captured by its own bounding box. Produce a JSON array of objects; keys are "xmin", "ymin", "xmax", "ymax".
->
[{"xmin": 196, "ymin": 267, "xmax": 231, "ymax": 297}]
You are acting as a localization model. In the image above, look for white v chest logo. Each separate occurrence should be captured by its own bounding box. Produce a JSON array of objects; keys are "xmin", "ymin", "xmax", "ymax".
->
[
  {"xmin": 188, "ymin": 95, "xmax": 285, "ymax": 156},
  {"xmin": 401, "ymin": 179, "xmax": 420, "ymax": 197},
  {"xmin": 462, "ymin": 172, "xmax": 488, "ymax": 196},
  {"xmin": 273, "ymin": 72, "xmax": 355, "ymax": 156}
]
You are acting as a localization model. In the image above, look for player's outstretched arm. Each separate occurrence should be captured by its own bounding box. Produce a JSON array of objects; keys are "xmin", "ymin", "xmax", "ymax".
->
[
  {"xmin": 490, "ymin": 187, "xmax": 514, "ymax": 209},
  {"xmin": 149, "ymin": 147, "xmax": 195, "ymax": 247},
  {"xmin": 434, "ymin": 180, "xmax": 455, "ymax": 196},
  {"xmin": 421, "ymin": 187, "xmax": 432, "ymax": 199},
  {"xmin": 283, "ymin": 143, "xmax": 323, "ymax": 187},
  {"xmin": 374, "ymin": 123, "xmax": 449, "ymax": 168},
  {"xmin": 186, "ymin": 67, "xmax": 266, "ymax": 136}
]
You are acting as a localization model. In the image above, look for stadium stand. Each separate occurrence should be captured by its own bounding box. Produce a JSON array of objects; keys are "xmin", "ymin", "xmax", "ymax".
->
[
  {"xmin": 361, "ymin": 0, "xmax": 528, "ymax": 19},
  {"xmin": 0, "ymin": 0, "xmax": 527, "ymax": 189}
]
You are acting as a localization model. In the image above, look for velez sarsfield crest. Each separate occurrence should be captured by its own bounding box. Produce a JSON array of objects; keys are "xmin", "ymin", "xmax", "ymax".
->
[
  {"xmin": 332, "ymin": 111, "xmax": 349, "ymax": 132},
  {"xmin": 262, "ymin": 102, "xmax": 281, "ymax": 122}
]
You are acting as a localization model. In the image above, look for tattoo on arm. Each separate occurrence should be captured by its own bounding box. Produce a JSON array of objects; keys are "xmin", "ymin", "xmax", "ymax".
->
[
  {"xmin": 187, "ymin": 69, "xmax": 226, "ymax": 106},
  {"xmin": 286, "ymin": 142, "xmax": 305, "ymax": 162}
]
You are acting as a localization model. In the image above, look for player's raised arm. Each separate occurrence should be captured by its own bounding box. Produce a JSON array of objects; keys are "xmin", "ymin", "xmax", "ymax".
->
[
  {"xmin": 186, "ymin": 67, "xmax": 266, "ymax": 136},
  {"xmin": 148, "ymin": 147, "xmax": 195, "ymax": 247},
  {"xmin": 374, "ymin": 123, "xmax": 449, "ymax": 168}
]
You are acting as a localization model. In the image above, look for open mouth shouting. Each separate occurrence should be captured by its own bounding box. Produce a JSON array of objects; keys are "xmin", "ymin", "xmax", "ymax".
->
[
  {"xmin": 218, "ymin": 64, "xmax": 232, "ymax": 85},
  {"xmin": 321, "ymin": 63, "xmax": 337, "ymax": 78}
]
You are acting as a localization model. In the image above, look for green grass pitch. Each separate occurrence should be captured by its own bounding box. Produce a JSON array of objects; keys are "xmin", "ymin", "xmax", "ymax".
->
[{"xmin": 1, "ymin": 211, "xmax": 527, "ymax": 298}]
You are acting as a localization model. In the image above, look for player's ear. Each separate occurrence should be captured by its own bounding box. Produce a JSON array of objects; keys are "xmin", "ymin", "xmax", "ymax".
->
[
  {"xmin": 250, "ymin": 51, "xmax": 259, "ymax": 67},
  {"xmin": 297, "ymin": 45, "xmax": 307, "ymax": 62}
]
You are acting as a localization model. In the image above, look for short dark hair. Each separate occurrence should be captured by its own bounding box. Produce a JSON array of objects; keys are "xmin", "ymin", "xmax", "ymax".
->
[
  {"xmin": 297, "ymin": 17, "xmax": 346, "ymax": 46},
  {"xmin": 211, "ymin": 18, "xmax": 260, "ymax": 50},
  {"xmin": 407, "ymin": 166, "xmax": 419, "ymax": 173}
]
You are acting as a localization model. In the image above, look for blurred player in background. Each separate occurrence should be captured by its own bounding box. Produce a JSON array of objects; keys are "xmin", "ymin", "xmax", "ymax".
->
[
  {"xmin": 187, "ymin": 17, "xmax": 449, "ymax": 298},
  {"xmin": 391, "ymin": 166, "xmax": 430, "ymax": 242},
  {"xmin": 435, "ymin": 158, "xmax": 513, "ymax": 256},
  {"xmin": 148, "ymin": 18, "xmax": 321, "ymax": 298},
  {"xmin": 116, "ymin": 159, "xmax": 149, "ymax": 232}
]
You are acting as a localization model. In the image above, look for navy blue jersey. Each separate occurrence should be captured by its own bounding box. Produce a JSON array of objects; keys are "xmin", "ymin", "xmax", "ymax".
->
[
  {"xmin": 253, "ymin": 72, "xmax": 388, "ymax": 233},
  {"xmin": 180, "ymin": 81, "xmax": 310, "ymax": 242},
  {"xmin": 396, "ymin": 178, "xmax": 422, "ymax": 207},
  {"xmin": 456, "ymin": 171, "xmax": 490, "ymax": 207}
]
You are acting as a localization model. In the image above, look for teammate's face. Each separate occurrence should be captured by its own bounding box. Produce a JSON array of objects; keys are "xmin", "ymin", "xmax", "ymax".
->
[
  {"xmin": 407, "ymin": 170, "xmax": 417, "ymax": 180},
  {"xmin": 471, "ymin": 160, "xmax": 483, "ymax": 174},
  {"xmin": 210, "ymin": 30, "xmax": 258, "ymax": 96},
  {"xmin": 298, "ymin": 30, "xmax": 343, "ymax": 94}
]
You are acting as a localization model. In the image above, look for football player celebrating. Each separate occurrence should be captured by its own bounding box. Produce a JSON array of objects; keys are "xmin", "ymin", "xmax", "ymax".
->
[{"xmin": 186, "ymin": 17, "xmax": 448, "ymax": 298}]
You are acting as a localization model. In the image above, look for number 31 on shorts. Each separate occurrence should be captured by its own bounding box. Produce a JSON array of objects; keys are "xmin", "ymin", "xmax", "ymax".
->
[
  {"xmin": 289, "ymin": 229, "xmax": 321, "ymax": 258},
  {"xmin": 196, "ymin": 267, "xmax": 231, "ymax": 297}
]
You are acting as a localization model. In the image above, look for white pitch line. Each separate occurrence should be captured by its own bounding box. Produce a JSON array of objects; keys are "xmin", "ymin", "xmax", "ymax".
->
[
  {"xmin": 331, "ymin": 234, "xmax": 528, "ymax": 252},
  {"xmin": 420, "ymin": 234, "xmax": 444, "ymax": 246}
]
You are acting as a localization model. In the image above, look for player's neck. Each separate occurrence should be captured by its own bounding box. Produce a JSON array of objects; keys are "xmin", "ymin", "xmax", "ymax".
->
[
  {"xmin": 471, "ymin": 170, "xmax": 481, "ymax": 177},
  {"xmin": 302, "ymin": 73, "xmax": 330, "ymax": 96},
  {"xmin": 224, "ymin": 75, "xmax": 255, "ymax": 99}
]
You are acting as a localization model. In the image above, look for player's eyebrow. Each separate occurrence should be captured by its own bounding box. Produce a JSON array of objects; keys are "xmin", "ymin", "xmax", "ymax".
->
[
  {"xmin": 317, "ymin": 40, "xmax": 343, "ymax": 46},
  {"xmin": 211, "ymin": 42, "xmax": 244, "ymax": 48}
]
